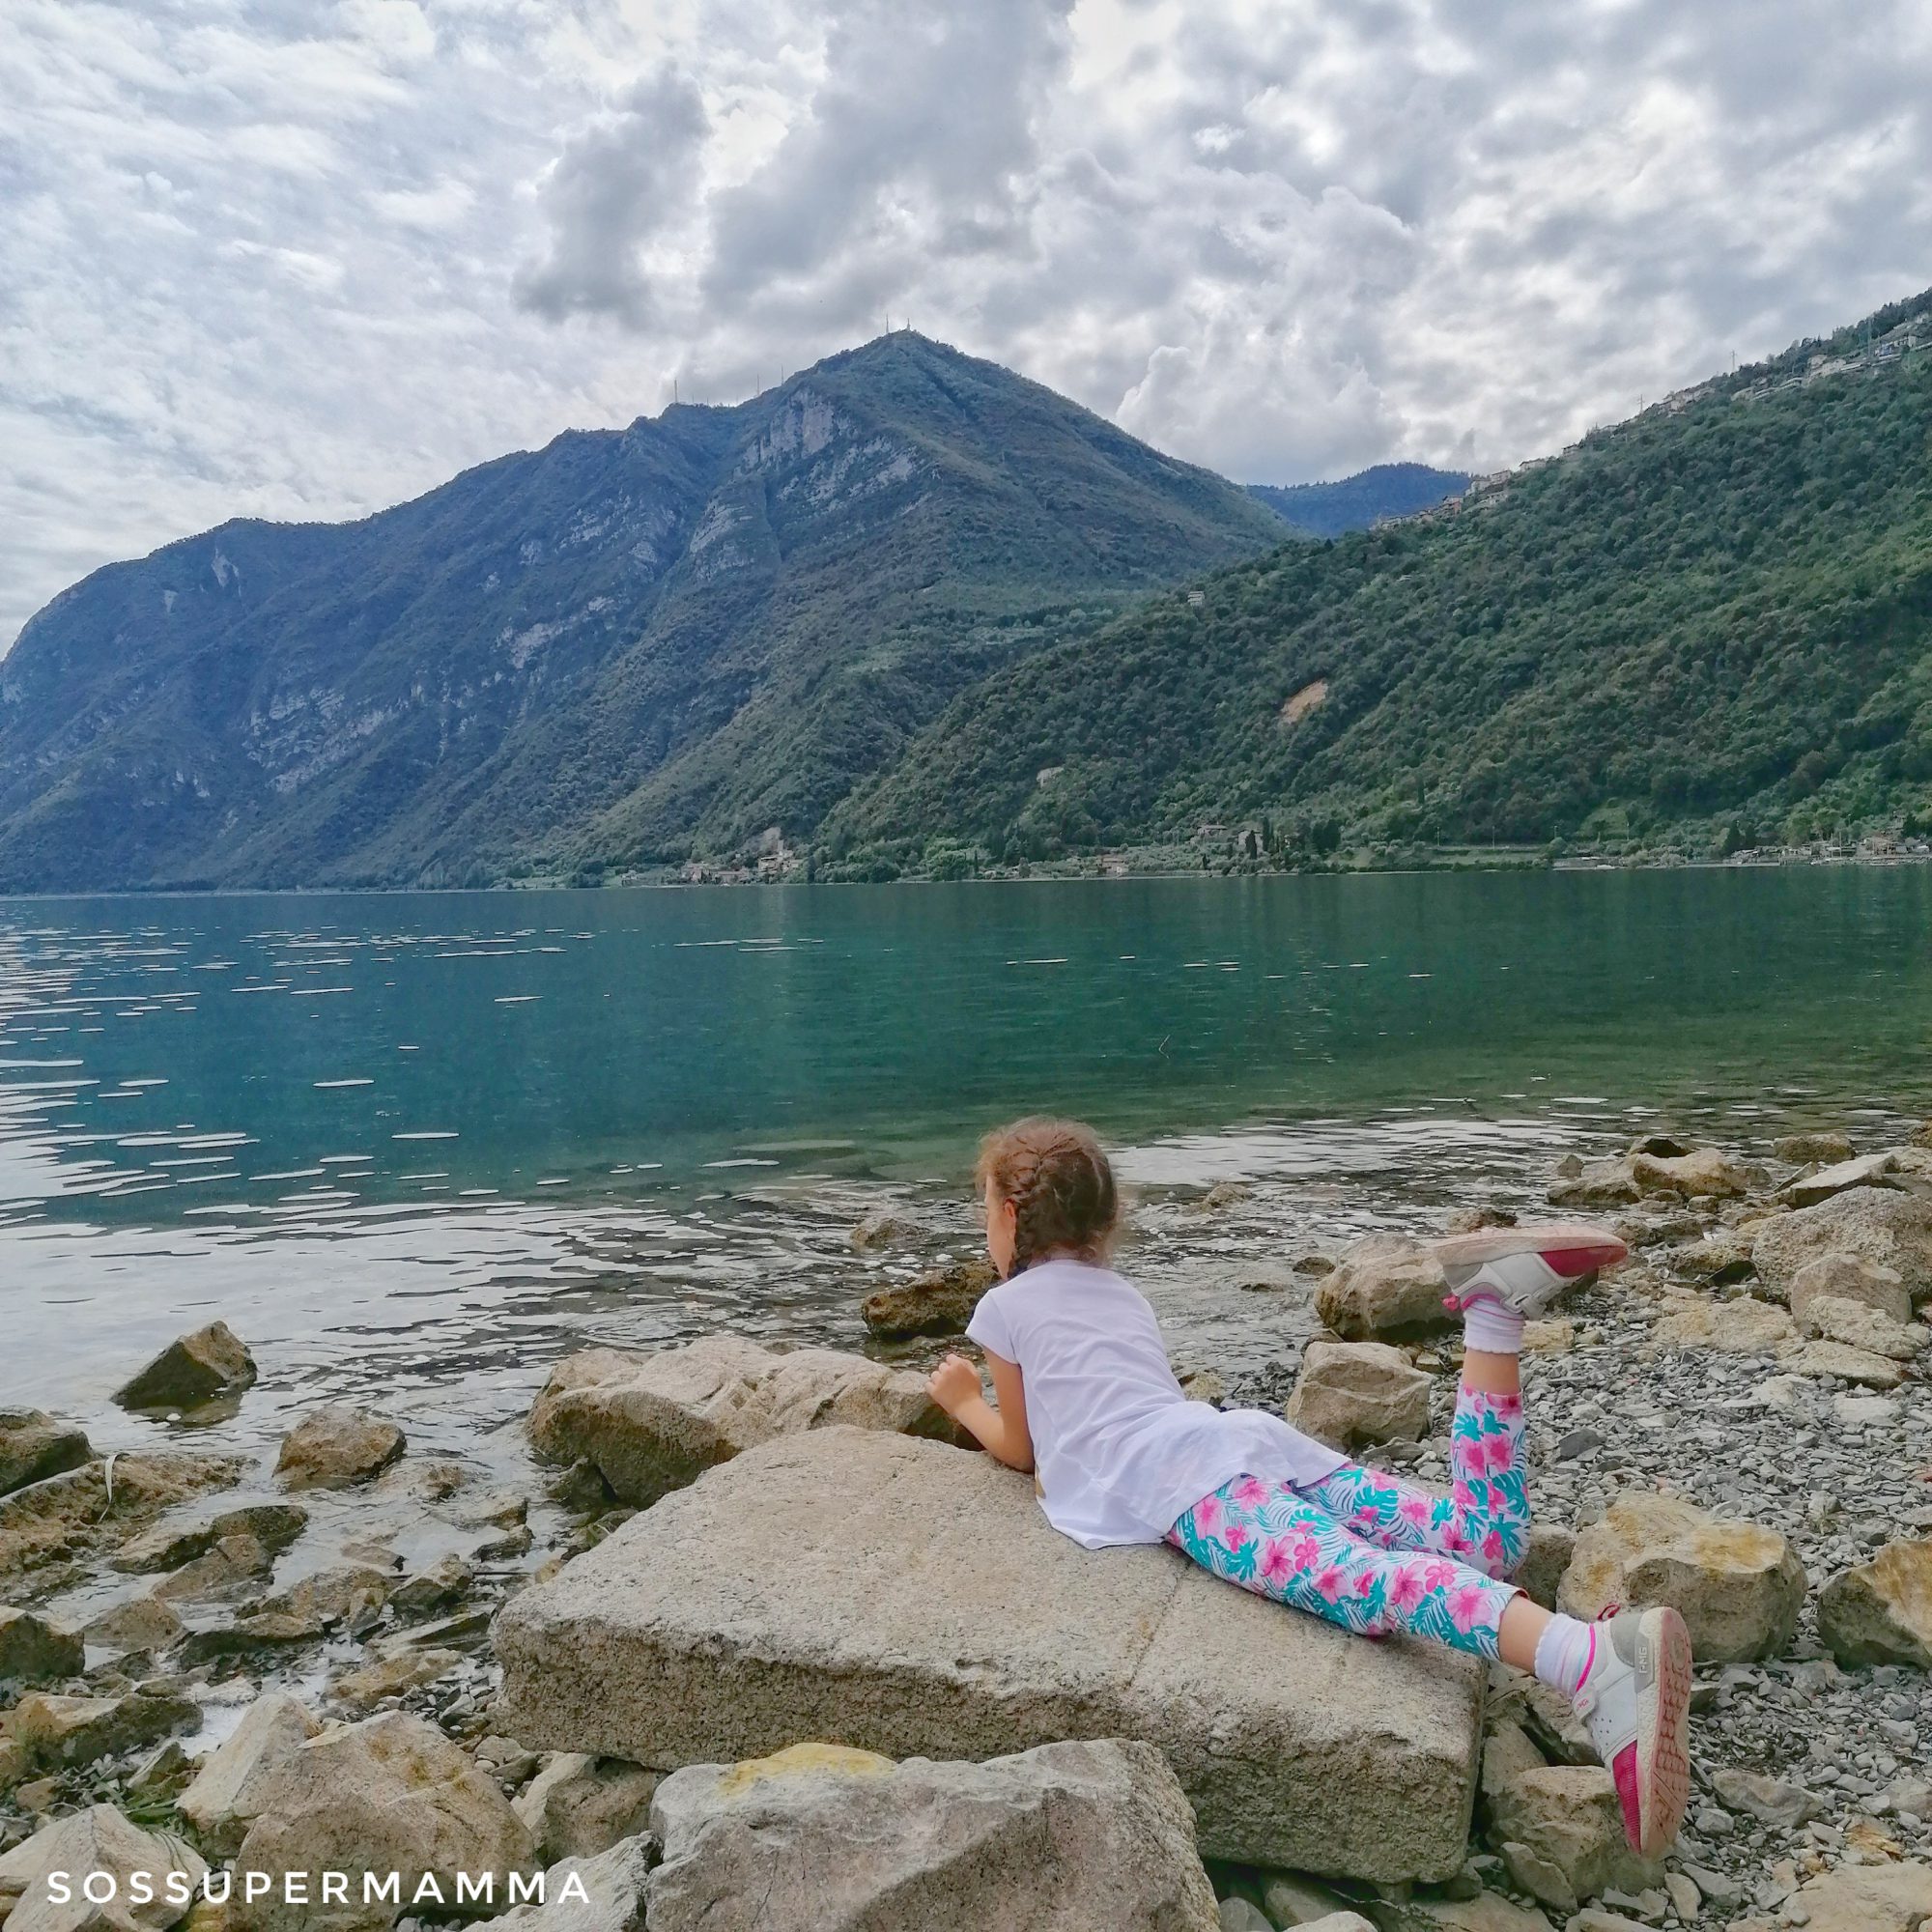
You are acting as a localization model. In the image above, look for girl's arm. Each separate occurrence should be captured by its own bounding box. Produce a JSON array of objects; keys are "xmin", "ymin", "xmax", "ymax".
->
[{"xmin": 928, "ymin": 1350, "xmax": 1034, "ymax": 1472}]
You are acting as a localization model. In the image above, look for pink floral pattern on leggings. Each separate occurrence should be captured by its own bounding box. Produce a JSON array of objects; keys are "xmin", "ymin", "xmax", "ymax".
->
[{"xmin": 1167, "ymin": 1385, "xmax": 1525, "ymax": 1658}]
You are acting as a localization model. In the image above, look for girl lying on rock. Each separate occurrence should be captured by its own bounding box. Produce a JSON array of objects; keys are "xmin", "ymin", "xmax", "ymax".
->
[{"xmin": 928, "ymin": 1116, "xmax": 1691, "ymax": 1858}]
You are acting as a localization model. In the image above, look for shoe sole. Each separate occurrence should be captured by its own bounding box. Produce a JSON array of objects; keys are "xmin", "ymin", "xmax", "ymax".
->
[
  {"xmin": 1432, "ymin": 1222, "xmax": 1630, "ymax": 1271},
  {"xmin": 1634, "ymin": 1605, "xmax": 1693, "ymax": 1856}
]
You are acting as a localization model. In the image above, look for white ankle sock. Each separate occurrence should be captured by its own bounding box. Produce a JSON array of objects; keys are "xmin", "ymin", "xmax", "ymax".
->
[
  {"xmin": 1462, "ymin": 1293, "xmax": 1525, "ymax": 1355},
  {"xmin": 1533, "ymin": 1612, "xmax": 1600, "ymax": 1699}
]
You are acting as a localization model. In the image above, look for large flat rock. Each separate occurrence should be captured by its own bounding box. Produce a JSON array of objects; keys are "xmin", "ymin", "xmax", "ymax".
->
[{"xmin": 495, "ymin": 1428, "xmax": 1484, "ymax": 1883}]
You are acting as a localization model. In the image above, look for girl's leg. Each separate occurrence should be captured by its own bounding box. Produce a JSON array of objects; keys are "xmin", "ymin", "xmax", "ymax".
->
[
  {"xmin": 1298, "ymin": 1377, "xmax": 1530, "ymax": 1578},
  {"xmin": 1167, "ymin": 1474, "xmax": 1520, "ymax": 1660}
]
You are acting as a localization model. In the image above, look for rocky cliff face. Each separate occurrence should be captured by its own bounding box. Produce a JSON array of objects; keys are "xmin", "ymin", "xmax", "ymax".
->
[{"xmin": 0, "ymin": 334, "xmax": 1283, "ymax": 890}]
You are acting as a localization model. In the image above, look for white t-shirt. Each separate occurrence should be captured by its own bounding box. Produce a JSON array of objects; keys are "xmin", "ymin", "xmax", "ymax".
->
[{"xmin": 965, "ymin": 1257, "xmax": 1347, "ymax": 1550}]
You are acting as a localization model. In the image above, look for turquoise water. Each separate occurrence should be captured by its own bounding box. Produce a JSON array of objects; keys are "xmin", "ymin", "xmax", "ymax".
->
[{"xmin": 3, "ymin": 868, "xmax": 1928, "ymax": 1455}]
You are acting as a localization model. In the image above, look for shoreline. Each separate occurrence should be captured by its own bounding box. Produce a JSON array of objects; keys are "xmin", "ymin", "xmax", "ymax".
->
[{"xmin": 5, "ymin": 1110, "xmax": 1930, "ymax": 1926}]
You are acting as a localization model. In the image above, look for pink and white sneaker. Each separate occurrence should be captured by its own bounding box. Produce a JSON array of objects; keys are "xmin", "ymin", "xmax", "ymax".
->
[
  {"xmin": 1432, "ymin": 1222, "xmax": 1629, "ymax": 1317},
  {"xmin": 1572, "ymin": 1605, "xmax": 1694, "ymax": 1855}
]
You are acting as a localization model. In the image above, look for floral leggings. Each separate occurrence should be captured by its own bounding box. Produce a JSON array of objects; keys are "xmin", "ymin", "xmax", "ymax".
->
[{"xmin": 1167, "ymin": 1384, "xmax": 1527, "ymax": 1658}]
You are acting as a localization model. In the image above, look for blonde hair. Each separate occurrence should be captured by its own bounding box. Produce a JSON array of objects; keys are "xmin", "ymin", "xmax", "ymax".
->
[{"xmin": 975, "ymin": 1117, "xmax": 1121, "ymax": 1273}]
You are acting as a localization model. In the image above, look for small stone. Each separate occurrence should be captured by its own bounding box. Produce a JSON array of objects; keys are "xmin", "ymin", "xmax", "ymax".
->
[
  {"xmin": 0, "ymin": 1608, "xmax": 84, "ymax": 1689},
  {"xmin": 1817, "ymin": 1539, "xmax": 1932, "ymax": 1668},
  {"xmin": 6, "ymin": 1688, "xmax": 200, "ymax": 1772},
  {"xmin": 1285, "ymin": 1340, "xmax": 1433, "ymax": 1452},
  {"xmin": 1774, "ymin": 1133, "xmax": 1857, "ymax": 1166},
  {"xmin": 0, "ymin": 1409, "xmax": 92, "ymax": 1497},
  {"xmin": 1780, "ymin": 1151, "xmax": 1898, "ymax": 1208},
  {"xmin": 1313, "ymin": 1235, "xmax": 1455, "ymax": 1340},
  {"xmin": 1711, "ymin": 1767, "xmax": 1825, "ymax": 1828},
  {"xmin": 178, "ymin": 1691, "xmax": 324, "ymax": 1856},
  {"xmin": 274, "ymin": 1406, "xmax": 407, "ymax": 1490},
  {"xmin": 82, "ymin": 1595, "xmax": 185, "ymax": 1656},
  {"xmin": 327, "ymin": 1647, "xmax": 463, "ymax": 1712},
  {"xmin": 849, "ymin": 1211, "xmax": 917, "ymax": 1252},
  {"xmin": 111, "ymin": 1502, "xmax": 307, "ymax": 1575},
  {"xmin": 1559, "ymin": 1492, "xmax": 1806, "ymax": 1662},
  {"xmin": 860, "ymin": 1258, "xmax": 997, "ymax": 1339},
  {"xmin": 150, "ymin": 1533, "xmax": 275, "ymax": 1602},
  {"xmin": 1554, "ymin": 1428, "xmax": 1605, "ymax": 1463},
  {"xmin": 114, "ymin": 1321, "xmax": 257, "ymax": 1410},
  {"xmin": 1663, "ymin": 1869, "xmax": 1701, "ymax": 1918},
  {"xmin": 1799, "ymin": 1296, "xmax": 1926, "ymax": 1360},
  {"xmin": 512, "ymin": 1751, "xmax": 660, "ymax": 1861},
  {"xmin": 1259, "ymin": 1870, "xmax": 1359, "ymax": 1926},
  {"xmin": 0, "ymin": 1804, "xmax": 206, "ymax": 1929},
  {"xmin": 1654, "ymin": 1296, "xmax": 1795, "ymax": 1355},
  {"xmin": 389, "ymin": 1552, "xmax": 474, "ymax": 1620},
  {"xmin": 1221, "ymin": 1901, "xmax": 1272, "ymax": 1931},
  {"xmin": 1786, "ymin": 1340, "xmax": 1907, "ymax": 1389}
]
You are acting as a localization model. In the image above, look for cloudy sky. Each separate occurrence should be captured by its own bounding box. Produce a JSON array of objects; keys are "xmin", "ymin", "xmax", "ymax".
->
[{"xmin": 5, "ymin": 0, "xmax": 1931, "ymax": 648}]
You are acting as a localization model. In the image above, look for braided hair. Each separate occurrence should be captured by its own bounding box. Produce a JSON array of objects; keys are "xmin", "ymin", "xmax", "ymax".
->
[{"xmin": 975, "ymin": 1117, "xmax": 1121, "ymax": 1276}]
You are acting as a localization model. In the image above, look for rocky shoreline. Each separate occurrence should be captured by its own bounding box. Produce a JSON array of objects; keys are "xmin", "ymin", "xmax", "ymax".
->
[{"xmin": 3, "ymin": 1122, "xmax": 1931, "ymax": 1930}]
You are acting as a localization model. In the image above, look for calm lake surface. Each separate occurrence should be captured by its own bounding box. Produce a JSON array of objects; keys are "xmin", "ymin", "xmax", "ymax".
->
[{"xmin": 5, "ymin": 867, "xmax": 1929, "ymax": 1480}]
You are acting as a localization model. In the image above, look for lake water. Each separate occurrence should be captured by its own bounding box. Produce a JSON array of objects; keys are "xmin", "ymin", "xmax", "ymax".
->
[{"xmin": 5, "ymin": 867, "xmax": 1929, "ymax": 1484}]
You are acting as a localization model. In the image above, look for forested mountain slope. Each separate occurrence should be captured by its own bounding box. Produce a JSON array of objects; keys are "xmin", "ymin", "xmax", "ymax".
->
[
  {"xmin": 827, "ymin": 291, "xmax": 1932, "ymax": 869},
  {"xmin": 1247, "ymin": 464, "xmax": 1469, "ymax": 538},
  {"xmin": 0, "ymin": 333, "xmax": 1283, "ymax": 889}
]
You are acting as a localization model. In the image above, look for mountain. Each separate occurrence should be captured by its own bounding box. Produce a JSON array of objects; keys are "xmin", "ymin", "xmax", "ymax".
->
[
  {"xmin": 826, "ymin": 289, "xmax": 1932, "ymax": 870},
  {"xmin": 0, "ymin": 333, "xmax": 1285, "ymax": 890},
  {"xmin": 1247, "ymin": 464, "xmax": 1469, "ymax": 538}
]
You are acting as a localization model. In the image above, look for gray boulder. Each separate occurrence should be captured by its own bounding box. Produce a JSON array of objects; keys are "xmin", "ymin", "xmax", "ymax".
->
[
  {"xmin": 0, "ymin": 1410, "xmax": 91, "ymax": 1497},
  {"xmin": 274, "ymin": 1406, "xmax": 407, "ymax": 1491},
  {"xmin": 1789, "ymin": 1251, "xmax": 1915, "ymax": 1326},
  {"xmin": 1558, "ymin": 1492, "xmax": 1805, "ymax": 1662},
  {"xmin": 1751, "ymin": 1191, "xmax": 1932, "ymax": 1306},
  {"xmin": 0, "ymin": 1804, "xmax": 205, "ymax": 1931},
  {"xmin": 1314, "ymin": 1236, "xmax": 1455, "ymax": 1341},
  {"xmin": 496, "ymin": 1427, "xmax": 1485, "ymax": 1883},
  {"xmin": 1817, "ymin": 1539, "xmax": 1932, "ymax": 1668},
  {"xmin": 1286, "ymin": 1341, "xmax": 1432, "ymax": 1452},
  {"xmin": 643, "ymin": 1738, "xmax": 1220, "ymax": 1931},
  {"xmin": 527, "ymin": 1334, "xmax": 956, "ymax": 1507},
  {"xmin": 230, "ymin": 1710, "xmax": 537, "ymax": 1930},
  {"xmin": 113, "ymin": 1321, "xmax": 256, "ymax": 1410},
  {"xmin": 1794, "ymin": 1293, "xmax": 1926, "ymax": 1360}
]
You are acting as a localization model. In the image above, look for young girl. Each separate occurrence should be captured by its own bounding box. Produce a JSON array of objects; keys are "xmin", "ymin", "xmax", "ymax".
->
[{"xmin": 928, "ymin": 1117, "xmax": 1691, "ymax": 1858}]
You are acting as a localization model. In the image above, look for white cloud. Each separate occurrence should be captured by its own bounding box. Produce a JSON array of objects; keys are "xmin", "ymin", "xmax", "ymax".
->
[{"xmin": 3, "ymin": 0, "xmax": 1931, "ymax": 648}]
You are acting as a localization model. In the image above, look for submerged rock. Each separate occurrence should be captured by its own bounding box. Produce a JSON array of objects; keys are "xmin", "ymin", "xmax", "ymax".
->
[
  {"xmin": 0, "ymin": 1804, "xmax": 206, "ymax": 1931},
  {"xmin": 1285, "ymin": 1340, "xmax": 1432, "ymax": 1451},
  {"xmin": 643, "ymin": 1739, "xmax": 1220, "ymax": 1932},
  {"xmin": 113, "ymin": 1321, "xmax": 257, "ymax": 1411},
  {"xmin": 111, "ymin": 1503, "xmax": 307, "ymax": 1575},
  {"xmin": 1558, "ymin": 1492, "xmax": 1805, "ymax": 1662},
  {"xmin": 274, "ymin": 1406, "xmax": 407, "ymax": 1491},
  {"xmin": 1817, "ymin": 1538, "xmax": 1932, "ymax": 1668},
  {"xmin": 1773, "ymin": 1131, "xmax": 1857, "ymax": 1165},
  {"xmin": 860, "ymin": 1258, "xmax": 996, "ymax": 1339},
  {"xmin": 229, "ymin": 1711, "xmax": 537, "ymax": 1932},
  {"xmin": 0, "ymin": 1411, "xmax": 92, "ymax": 1498},
  {"xmin": 496, "ymin": 1426, "xmax": 1486, "ymax": 1883},
  {"xmin": 527, "ymin": 1334, "xmax": 956, "ymax": 1508},
  {"xmin": 1314, "ymin": 1236, "xmax": 1455, "ymax": 1341},
  {"xmin": 0, "ymin": 1452, "xmax": 246, "ymax": 1590}
]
